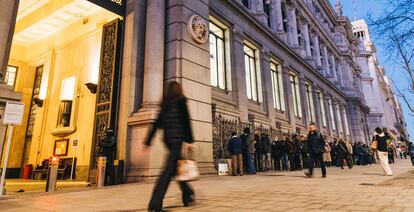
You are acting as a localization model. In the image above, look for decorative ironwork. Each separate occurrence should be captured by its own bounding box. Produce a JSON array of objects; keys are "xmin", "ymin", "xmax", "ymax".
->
[
  {"xmin": 91, "ymin": 19, "xmax": 122, "ymax": 168},
  {"xmin": 212, "ymin": 111, "xmax": 283, "ymax": 160},
  {"xmin": 26, "ymin": 65, "xmax": 43, "ymax": 137}
]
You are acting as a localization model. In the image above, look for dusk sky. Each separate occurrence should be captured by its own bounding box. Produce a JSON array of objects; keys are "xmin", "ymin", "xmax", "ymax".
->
[{"xmin": 328, "ymin": 0, "xmax": 413, "ymax": 140}]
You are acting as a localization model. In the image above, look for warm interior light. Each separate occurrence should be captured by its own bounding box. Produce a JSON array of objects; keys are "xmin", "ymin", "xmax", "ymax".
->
[{"xmin": 60, "ymin": 76, "xmax": 76, "ymax": 101}]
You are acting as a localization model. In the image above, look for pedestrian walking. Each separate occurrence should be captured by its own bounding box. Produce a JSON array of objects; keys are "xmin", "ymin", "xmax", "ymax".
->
[
  {"xmin": 145, "ymin": 82, "xmax": 195, "ymax": 211},
  {"xmin": 305, "ymin": 123, "xmax": 327, "ymax": 178},
  {"xmin": 228, "ymin": 131, "xmax": 243, "ymax": 176},
  {"xmin": 372, "ymin": 127, "xmax": 393, "ymax": 176}
]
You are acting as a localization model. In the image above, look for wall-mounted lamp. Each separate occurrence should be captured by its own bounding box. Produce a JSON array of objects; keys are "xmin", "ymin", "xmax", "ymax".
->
[
  {"xmin": 85, "ymin": 82, "xmax": 97, "ymax": 94},
  {"xmin": 33, "ymin": 97, "xmax": 44, "ymax": 107}
]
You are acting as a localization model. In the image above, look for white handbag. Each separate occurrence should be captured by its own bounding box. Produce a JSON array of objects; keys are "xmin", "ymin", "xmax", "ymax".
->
[{"xmin": 176, "ymin": 145, "xmax": 199, "ymax": 181}]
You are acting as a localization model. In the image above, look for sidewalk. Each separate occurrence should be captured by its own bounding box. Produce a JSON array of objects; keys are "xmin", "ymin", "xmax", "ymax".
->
[{"xmin": 1, "ymin": 159, "xmax": 413, "ymax": 211}]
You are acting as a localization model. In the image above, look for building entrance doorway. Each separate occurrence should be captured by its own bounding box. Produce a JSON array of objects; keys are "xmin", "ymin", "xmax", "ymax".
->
[{"xmin": 3, "ymin": 0, "xmax": 124, "ymax": 182}]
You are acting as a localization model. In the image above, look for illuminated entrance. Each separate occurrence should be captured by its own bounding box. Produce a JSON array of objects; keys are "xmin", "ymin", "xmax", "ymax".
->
[{"xmin": 3, "ymin": 0, "xmax": 124, "ymax": 182}]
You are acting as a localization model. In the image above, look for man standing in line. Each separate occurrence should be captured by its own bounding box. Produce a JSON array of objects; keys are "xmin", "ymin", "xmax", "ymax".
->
[
  {"xmin": 305, "ymin": 123, "xmax": 327, "ymax": 178},
  {"xmin": 240, "ymin": 128, "xmax": 250, "ymax": 174},
  {"xmin": 228, "ymin": 131, "xmax": 243, "ymax": 176}
]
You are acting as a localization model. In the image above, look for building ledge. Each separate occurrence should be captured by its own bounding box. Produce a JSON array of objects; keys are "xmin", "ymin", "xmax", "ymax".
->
[{"xmin": 51, "ymin": 126, "xmax": 76, "ymax": 137}]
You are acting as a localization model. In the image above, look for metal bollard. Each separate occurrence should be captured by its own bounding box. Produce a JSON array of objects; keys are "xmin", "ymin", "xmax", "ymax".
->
[
  {"xmin": 96, "ymin": 156, "xmax": 107, "ymax": 188},
  {"xmin": 46, "ymin": 156, "xmax": 59, "ymax": 192}
]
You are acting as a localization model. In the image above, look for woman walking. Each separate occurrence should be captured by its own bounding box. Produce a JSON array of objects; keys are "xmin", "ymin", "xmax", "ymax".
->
[
  {"xmin": 337, "ymin": 139, "xmax": 353, "ymax": 169},
  {"xmin": 373, "ymin": 127, "xmax": 393, "ymax": 176},
  {"xmin": 145, "ymin": 82, "xmax": 195, "ymax": 211}
]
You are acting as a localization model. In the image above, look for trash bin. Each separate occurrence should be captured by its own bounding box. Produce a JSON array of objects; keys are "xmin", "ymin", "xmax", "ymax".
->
[{"xmin": 23, "ymin": 164, "xmax": 33, "ymax": 179}]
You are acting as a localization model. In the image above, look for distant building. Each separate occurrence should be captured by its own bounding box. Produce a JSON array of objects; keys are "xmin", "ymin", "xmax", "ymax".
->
[
  {"xmin": 353, "ymin": 19, "xmax": 409, "ymax": 141},
  {"xmin": 0, "ymin": 0, "xmax": 407, "ymax": 182}
]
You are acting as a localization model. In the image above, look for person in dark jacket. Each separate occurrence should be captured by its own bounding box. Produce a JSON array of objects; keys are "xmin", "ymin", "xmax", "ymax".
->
[
  {"xmin": 240, "ymin": 128, "xmax": 250, "ymax": 174},
  {"xmin": 98, "ymin": 128, "xmax": 116, "ymax": 185},
  {"xmin": 292, "ymin": 134, "xmax": 302, "ymax": 170},
  {"xmin": 299, "ymin": 135, "xmax": 308, "ymax": 169},
  {"xmin": 254, "ymin": 133, "xmax": 263, "ymax": 171},
  {"xmin": 228, "ymin": 132, "xmax": 243, "ymax": 176},
  {"xmin": 271, "ymin": 137, "xmax": 282, "ymax": 171},
  {"xmin": 373, "ymin": 127, "xmax": 393, "ymax": 176},
  {"xmin": 337, "ymin": 139, "xmax": 353, "ymax": 169},
  {"xmin": 286, "ymin": 137, "xmax": 297, "ymax": 171},
  {"xmin": 145, "ymin": 82, "xmax": 195, "ymax": 211},
  {"xmin": 409, "ymin": 142, "xmax": 414, "ymax": 166},
  {"xmin": 261, "ymin": 134, "xmax": 272, "ymax": 171},
  {"xmin": 280, "ymin": 138, "xmax": 289, "ymax": 171},
  {"xmin": 305, "ymin": 123, "xmax": 327, "ymax": 178}
]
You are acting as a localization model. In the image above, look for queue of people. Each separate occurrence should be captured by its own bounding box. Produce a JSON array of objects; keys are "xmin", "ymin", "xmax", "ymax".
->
[{"xmin": 228, "ymin": 123, "xmax": 412, "ymax": 178}]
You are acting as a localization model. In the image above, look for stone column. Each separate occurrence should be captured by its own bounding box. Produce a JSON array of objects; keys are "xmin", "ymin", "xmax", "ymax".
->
[
  {"xmin": 0, "ymin": 0, "xmax": 19, "ymax": 81},
  {"xmin": 287, "ymin": 7, "xmax": 299, "ymax": 47},
  {"xmin": 270, "ymin": 0, "xmax": 284, "ymax": 32},
  {"xmin": 337, "ymin": 59, "xmax": 344, "ymax": 88},
  {"xmin": 322, "ymin": 46, "xmax": 329, "ymax": 76},
  {"xmin": 140, "ymin": 0, "xmax": 165, "ymax": 111},
  {"xmin": 251, "ymin": 0, "xmax": 267, "ymax": 24},
  {"xmin": 282, "ymin": 62, "xmax": 296, "ymax": 131},
  {"xmin": 313, "ymin": 35, "xmax": 322, "ymax": 67},
  {"xmin": 302, "ymin": 23, "xmax": 312, "ymax": 58},
  {"xmin": 331, "ymin": 55, "xmax": 338, "ymax": 82}
]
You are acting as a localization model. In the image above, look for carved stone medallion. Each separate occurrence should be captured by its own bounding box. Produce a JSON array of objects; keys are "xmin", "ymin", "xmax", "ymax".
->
[{"xmin": 187, "ymin": 15, "xmax": 208, "ymax": 44}]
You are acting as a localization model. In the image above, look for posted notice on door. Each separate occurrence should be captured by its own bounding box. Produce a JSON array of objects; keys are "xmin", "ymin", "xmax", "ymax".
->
[{"xmin": 3, "ymin": 102, "xmax": 25, "ymax": 125}]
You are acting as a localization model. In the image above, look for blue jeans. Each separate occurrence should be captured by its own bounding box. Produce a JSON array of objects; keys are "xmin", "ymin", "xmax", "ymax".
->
[
  {"xmin": 246, "ymin": 153, "xmax": 256, "ymax": 174},
  {"xmin": 281, "ymin": 153, "xmax": 289, "ymax": 170}
]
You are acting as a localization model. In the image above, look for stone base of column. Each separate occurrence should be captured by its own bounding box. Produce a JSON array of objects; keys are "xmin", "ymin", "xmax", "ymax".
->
[
  {"xmin": 276, "ymin": 31, "xmax": 288, "ymax": 42},
  {"xmin": 305, "ymin": 57, "xmax": 315, "ymax": 67}
]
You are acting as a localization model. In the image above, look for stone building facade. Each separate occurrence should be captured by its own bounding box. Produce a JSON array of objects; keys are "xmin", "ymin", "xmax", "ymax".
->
[
  {"xmin": 0, "ymin": 0, "xmax": 407, "ymax": 182},
  {"xmin": 353, "ymin": 19, "xmax": 409, "ymax": 140}
]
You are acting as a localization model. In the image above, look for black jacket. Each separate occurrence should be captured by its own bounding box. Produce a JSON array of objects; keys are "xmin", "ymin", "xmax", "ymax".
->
[
  {"xmin": 145, "ymin": 97, "xmax": 193, "ymax": 147},
  {"xmin": 374, "ymin": 134, "xmax": 389, "ymax": 152},
  {"xmin": 307, "ymin": 131, "xmax": 325, "ymax": 154},
  {"xmin": 228, "ymin": 136, "xmax": 242, "ymax": 155}
]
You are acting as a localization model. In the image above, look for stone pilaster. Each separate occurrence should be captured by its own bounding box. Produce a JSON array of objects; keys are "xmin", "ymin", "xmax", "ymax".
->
[
  {"xmin": 313, "ymin": 35, "xmax": 322, "ymax": 67},
  {"xmin": 312, "ymin": 83, "xmax": 322, "ymax": 128},
  {"xmin": 322, "ymin": 46, "xmax": 329, "ymax": 76},
  {"xmin": 282, "ymin": 62, "xmax": 296, "ymax": 130},
  {"xmin": 0, "ymin": 0, "xmax": 19, "ymax": 81},
  {"xmin": 302, "ymin": 23, "xmax": 312, "ymax": 58},
  {"xmin": 251, "ymin": 0, "xmax": 267, "ymax": 24},
  {"xmin": 337, "ymin": 59, "xmax": 344, "ymax": 88},
  {"xmin": 234, "ymin": 27, "xmax": 250, "ymax": 123},
  {"xmin": 331, "ymin": 55, "xmax": 338, "ymax": 82},
  {"xmin": 261, "ymin": 48, "xmax": 276, "ymax": 128},
  {"xmin": 299, "ymin": 76, "xmax": 309, "ymax": 126}
]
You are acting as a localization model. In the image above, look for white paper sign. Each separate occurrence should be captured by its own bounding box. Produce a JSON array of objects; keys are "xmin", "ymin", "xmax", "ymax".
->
[
  {"xmin": 3, "ymin": 102, "xmax": 25, "ymax": 125},
  {"xmin": 72, "ymin": 138, "xmax": 79, "ymax": 149}
]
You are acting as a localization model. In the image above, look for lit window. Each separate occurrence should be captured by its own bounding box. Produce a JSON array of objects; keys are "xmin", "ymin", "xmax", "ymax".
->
[
  {"xmin": 244, "ymin": 43, "xmax": 262, "ymax": 102},
  {"xmin": 305, "ymin": 83, "xmax": 315, "ymax": 122},
  {"xmin": 5, "ymin": 65, "xmax": 18, "ymax": 87},
  {"xmin": 209, "ymin": 21, "xmax": 227, "ymax": 90},
  {"xmin": 290, "ymin": 73, "xmax": 302, "ymax": 117},
  {"xmin": 57, "ymin": 76, "xmax": 76, "ymax": 127},
  {"xmin": 327, "ymin": 97, "xmax": 336, "ymax": 131},
  {"xmin": 270, "ymin": 61, "xmax": 284, "ymax": 111},
  {"xmin": 317, "ymin": 90, "xmax": 327, "ymax": 127},
  {"xmin": 336, "ymin": 104, "xmax": 343, "ymax": 133}
]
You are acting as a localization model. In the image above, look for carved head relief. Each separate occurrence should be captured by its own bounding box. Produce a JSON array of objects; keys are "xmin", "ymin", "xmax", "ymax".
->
[{"xmin": 187, "ymin": 15, "xmax": 208, "ymax": 44}]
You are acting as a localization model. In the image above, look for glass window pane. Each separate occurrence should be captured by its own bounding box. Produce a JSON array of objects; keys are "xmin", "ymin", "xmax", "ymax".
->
[
  {"xmin": 6, "ymin": 66, "xmax": 17, "ymax": 87},
  {"xmin": 217, "ymin": 39, "xmax": 225, "ymax": 89},
  {"xmin": 209, "ymin": 22, "xmax": 223, "ymax": 38},
  {"xmin": 209, "ymin": 35, "xmax": 218, "ymax": 87},
  {"xmin": 245, "ymin": 55, "xmax": 252, "ymax": 100},
  {"xmin": 250, "ymin": 57, "xmax": 257, "ymax": 101}
]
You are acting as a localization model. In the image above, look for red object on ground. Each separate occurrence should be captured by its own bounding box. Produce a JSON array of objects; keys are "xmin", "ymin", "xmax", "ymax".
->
[{"xmin": 23, "ymin": 164, "xmax": 33, "ymax": 179}]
